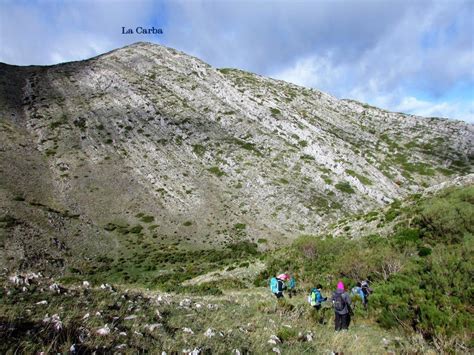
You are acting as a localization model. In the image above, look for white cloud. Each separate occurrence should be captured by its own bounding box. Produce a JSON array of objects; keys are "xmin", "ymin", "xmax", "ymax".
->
[
  {"xmin": 0, "ymin": 0, "xmax": 472, "ymax": 123},
  {"xmin": 271, "ymin": 54, "xmax": 342, "ymax": 91},
  {"xmin": 394, "ymin": 96, "xmax": 474, "ymax": 122},
  {"xmin": 0, "ymin": 0, "xmax": 156, "ymax": 65}
]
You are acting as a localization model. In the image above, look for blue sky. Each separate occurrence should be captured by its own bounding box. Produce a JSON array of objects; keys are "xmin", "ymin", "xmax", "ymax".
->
[{"xmin": 1, "ymin": 0, "xmax": 473, "ymax": 122}]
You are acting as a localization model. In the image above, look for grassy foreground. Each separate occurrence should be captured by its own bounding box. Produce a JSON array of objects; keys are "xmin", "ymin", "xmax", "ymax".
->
[
  {"xmin": 1, "ymin": 276, "xmax": 434, "ymax": 354},
  {"xmin": 2, "ymin": 185, "xmax": 472, "ymax": 353}
]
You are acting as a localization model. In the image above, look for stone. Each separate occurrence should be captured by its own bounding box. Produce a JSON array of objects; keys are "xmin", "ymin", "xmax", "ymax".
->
[{"xmin": 96, "ymin": 324, "xmax": 110, "ymax": 335}]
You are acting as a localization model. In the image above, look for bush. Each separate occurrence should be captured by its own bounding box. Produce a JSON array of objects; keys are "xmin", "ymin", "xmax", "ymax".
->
[
  {"xmin": 372, "ymin": 238, "xmax": 473, "ymax": 350},
  {"xmin": 335, "ymin": 181, "xmax": 355, "ymax": 194},
  {"xmin": 416, "ymin": 186, "xmax": 474, "ymax": 244}
]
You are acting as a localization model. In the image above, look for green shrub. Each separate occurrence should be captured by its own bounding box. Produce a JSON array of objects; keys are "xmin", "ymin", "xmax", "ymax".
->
[
  {"xmin": 128, "ymin": 225, "xmax": 143, "ymax": 234},
  {"xmin": 416, "ymin": 186, "xmax": 474, "ymax": 244},
  {"xmin": 335, "ymin": 181, "xmax": 355, "ymax": 194},
  {"xmin": 270, "ymin": 108, "xmax": 281, "ymax": 116},
  {"xmin": 346, "ymin": 169, "xmax": 373, "ymax": 185},
  {"xmin": 373, "ymin": 239, "xmax": 473, "ymax": 350},
  {"xmin": 208, "ymin": 166, "xmax": 225, "ymax": 177},
  {"xmin": 192, "ymin": 144, "xmax": 206, "ymax": 157}
]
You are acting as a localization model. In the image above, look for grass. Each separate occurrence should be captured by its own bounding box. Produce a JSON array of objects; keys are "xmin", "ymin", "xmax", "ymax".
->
[{"xmin": 0, "ymin": 277, "xmax": 429, "ymax": 354}]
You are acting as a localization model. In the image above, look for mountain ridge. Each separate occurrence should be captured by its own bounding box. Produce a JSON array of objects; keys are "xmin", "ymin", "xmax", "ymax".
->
[{"xmin": 0, "ymin": 41, "xmax": 472, "ymax": 273}]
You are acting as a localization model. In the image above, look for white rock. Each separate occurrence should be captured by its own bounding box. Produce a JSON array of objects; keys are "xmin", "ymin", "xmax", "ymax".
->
[
  {"xmin": 145, "ymin": 323, "xmax": 162, "ymax": 331},
  {"xmin": 36, "ymin": 300, "xmax": 48, "ymax": 305},
  {"xmin": 182, "ymin": 327, "xmax": 194, "ymax": 334},
  {"xmin": 115, "ymin": 344, "xmax": 127, "ymax": 349},
  {"xmin": 269, "ymin": 335, "xmax": 281, "ymax": 343},
  {"xmin": 49, "ymin": 283, "xmax": 63, "ymax": 294},
  {"xmin": 232, "ymin": 350, "xmax": 241, "ymax": 355},
  {"xmin": 272, "ymin": 348, "xmax": 281, "ymax": 354},
  {"xmin": 124, "ymin": 315, "xmax": 138, "ymax": 320},
  {"xmin": 9, "ymin": 275, "xmax": 24, "ymax": 285},
  {"xmin": 96, "ymin": 324, "xmax": 110, "ymax": 335},
  {"xmin": 82, "ymin": 313, "xmax": 90, "ymax": 320},
  {"xmin": 100, "ymin": 283, "xmax": 114, "ymax": 291},
  {"xmin": 82, "ymin": 281, "xmax": 90, "ymax": 288},
  {"xmin": 53, "ymin": 320, "xmax": 63, "ymax": 331},
  {"xmin": 134, "ymin": 331, "xmax": 143, "ymax": 336},
  {"xmin": 119, "ymin": 331, "xmax": 127, "ymax": 336},
  {"xmin": 204, "ymin": 328, "xmax": 215, "ymax": 338},
  {"xmin": 179, "ymin": 298, "xmax": 192, "ymax": 307},
  {"xmin": 51, "ymin": 314, "xmax": 62, "ymax": 331}
]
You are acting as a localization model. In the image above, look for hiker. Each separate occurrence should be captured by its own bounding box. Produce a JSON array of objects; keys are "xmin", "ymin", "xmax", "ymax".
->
[
  {"xmin": 361, "ymin": 280, "xmax": 373, "ymax": 309},
  {"xmin": 270, "ymin": 276, "xmax": 286, "ymax": 299},
  {"xmin": 308, "ymin": 284, "xmax": 327, "ymax": 310},
  {"xmin": 287, "ymin": 275, "xmax": 296, "ymax": 298},
  {"xmin": 332, "ymin": 281, "xmax": 352, "ymax": 331},
  {"xmin": 351, "ymin": 282, "xmax": 365, "ymax": 308}
]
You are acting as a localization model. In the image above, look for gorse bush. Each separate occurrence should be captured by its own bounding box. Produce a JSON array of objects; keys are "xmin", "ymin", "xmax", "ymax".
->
[
  {"xmin": 415, "ymin": 186, "xmax": 474, "ymax": 244},
  {"xmin": 373, "ymin": 238, "xmax": 473, "ymax": 348}
]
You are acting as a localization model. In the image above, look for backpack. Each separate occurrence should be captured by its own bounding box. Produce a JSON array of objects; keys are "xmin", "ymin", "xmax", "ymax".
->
[
  {"xmin": 362, "ymin": 285, "xmax": 371, "ymax": 297},
  {"xmin": 270, "ymin": 277, "xmax": 279, "ymax": 293},
  {"xmin": 332, "ymin": 292, "xmax": 346, "ymax": 312},
  {"xmin": 308, "ymin": 288, "xmax": 321, "ymax": 306}
]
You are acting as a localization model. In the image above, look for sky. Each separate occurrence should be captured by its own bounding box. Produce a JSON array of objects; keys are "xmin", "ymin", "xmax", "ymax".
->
[{"xmin": 1, "ymin": 0, "xmax": 473, "ymax": 122}]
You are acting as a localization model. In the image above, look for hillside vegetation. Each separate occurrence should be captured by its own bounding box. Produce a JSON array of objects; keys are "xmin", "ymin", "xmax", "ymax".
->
[
  {"xmin": 1, "ymin": 184, "xmax": 472, "ymax": 353},
  {"xmin": 257, "ymin": 185, "xmax": 473, "ymax": 352}
]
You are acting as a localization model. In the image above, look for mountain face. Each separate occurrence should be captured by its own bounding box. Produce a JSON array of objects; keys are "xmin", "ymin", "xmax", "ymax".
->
[{"xmin": 0, "ymin": 42, "xmax": 472, "ymax": 273}]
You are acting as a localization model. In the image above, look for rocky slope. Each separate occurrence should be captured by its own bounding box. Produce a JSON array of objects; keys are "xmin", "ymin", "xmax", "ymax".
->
[{"xmin": 0, "ymin": 42, "xmax": 472, "ymax": 273}]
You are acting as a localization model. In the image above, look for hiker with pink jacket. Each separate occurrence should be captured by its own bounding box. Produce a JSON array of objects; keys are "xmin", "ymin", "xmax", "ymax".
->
[{"xmin": 332, "ymin": 281, "xmax": 352, "ymax": 331}]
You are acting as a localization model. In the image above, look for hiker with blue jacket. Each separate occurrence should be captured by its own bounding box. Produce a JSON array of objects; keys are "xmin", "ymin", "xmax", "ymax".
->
[
  {"xmin": 332, "ymin": 281, "xmax": 352, "ymax": 331},
  {"xmin": 351, "ymin": 282, "xmax": 366, "ymax": 308},
  {"xmin": 270, "ymin": 276, "xmax": 286, "ymax": 299},
  {"xmin": 309, "ymin": 284, "xmax": 327, "ymax": 310},
  {"xmin": 309, "ymin": 284, "xmax": 328, "ymax": 324}
]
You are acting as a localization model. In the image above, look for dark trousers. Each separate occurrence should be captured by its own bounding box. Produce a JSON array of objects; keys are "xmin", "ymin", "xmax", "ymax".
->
[
  {"xmin": 274, "ymin": 292, "xmax": 284, "ymax": 299},
  {"xmin": 335, "ymin": 312, "xmax": 351, "ymax": 331},
  {"xmin": 288, "ymin": 289, "xmax": 296, "ymax": 298}
]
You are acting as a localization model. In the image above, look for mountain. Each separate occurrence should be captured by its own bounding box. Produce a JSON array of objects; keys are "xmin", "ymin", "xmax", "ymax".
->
[{"xmin": 0, "ymin": 42, "xmax": 472, "ymax": 274}]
